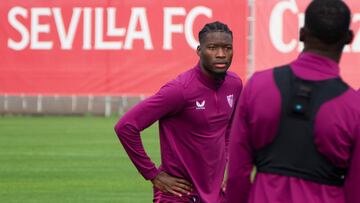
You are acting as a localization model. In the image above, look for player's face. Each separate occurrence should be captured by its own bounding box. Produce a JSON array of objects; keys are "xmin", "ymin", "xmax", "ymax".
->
[{"xmin": 197, "ymin": 31, "xmax": 233, "ymax": 78}]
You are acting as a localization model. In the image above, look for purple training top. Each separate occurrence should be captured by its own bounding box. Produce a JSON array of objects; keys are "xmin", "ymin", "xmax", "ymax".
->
[
  {"xmin": 225, "ymin": 52, "xmax": 360, "ymax": 203},
  {"xmin": 115, "ymin": 64, "xmax": 242, "ymax": 203}
]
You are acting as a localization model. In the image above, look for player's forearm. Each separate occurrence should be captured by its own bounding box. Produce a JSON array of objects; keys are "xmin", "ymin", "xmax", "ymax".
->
[{"xmin": 115, "ymin": 121, "xmax": 159, "ymax": 180}]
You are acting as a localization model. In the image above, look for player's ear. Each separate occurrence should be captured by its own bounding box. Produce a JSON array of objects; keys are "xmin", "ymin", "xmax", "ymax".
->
[
  {"xmin": 197, "ymin": 45, "xmax": 201, "ymax": 56},
  {"xmin": 299, "ymin": 27, "xmax": 306, "ymax": 42},
  {"xmin": 345, "ymin": 30, "xmax": 354, "ymax": 45}
]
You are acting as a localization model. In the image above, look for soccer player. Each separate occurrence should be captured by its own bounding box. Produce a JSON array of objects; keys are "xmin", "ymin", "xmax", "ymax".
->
[
  {"xmin": 224, "ymin": 1, "xmax": 360, "ymax": 203},
  {"xmin": 114, "ymin": 21, "xmax": 242, "ymax": 203}
]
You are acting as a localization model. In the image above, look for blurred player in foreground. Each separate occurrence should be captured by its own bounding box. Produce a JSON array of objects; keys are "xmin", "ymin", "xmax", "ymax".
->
[{"xmin": 225, "ymin": 0, "xmax": 360, "ymax": 203}]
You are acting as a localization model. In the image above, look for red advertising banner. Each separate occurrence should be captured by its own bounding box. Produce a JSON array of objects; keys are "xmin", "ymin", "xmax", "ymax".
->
[
  {"xmin": 254, "ymin": 0, "xmax": 360, "ymax": 89},
  {"xmin": 0, "ymin": 0, "xmax": 247, "ymax": 95}
]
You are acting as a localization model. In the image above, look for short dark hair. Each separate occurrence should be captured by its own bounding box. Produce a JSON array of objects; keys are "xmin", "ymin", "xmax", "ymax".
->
[
  {"xmin": 198, "ymin": 21, "xmax": 233, "ymax": 44},
  {"xmin": 305, "ymin": 0, "xmax": 351, "ymax": 44}
]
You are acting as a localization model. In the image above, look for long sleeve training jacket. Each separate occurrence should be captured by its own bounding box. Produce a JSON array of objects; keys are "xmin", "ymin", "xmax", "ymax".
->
[{"xmin": 115, "ymin": 64, "xmax": 242, "ymax": 203}]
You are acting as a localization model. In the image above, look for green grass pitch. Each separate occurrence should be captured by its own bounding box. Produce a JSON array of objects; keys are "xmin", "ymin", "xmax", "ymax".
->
[{"xmin": 0, "ymin": 116, "xmax": 160, "ymax": 203}]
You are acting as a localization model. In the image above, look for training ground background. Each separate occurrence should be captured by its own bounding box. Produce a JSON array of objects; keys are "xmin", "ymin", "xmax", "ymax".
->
[{"xmin": 0, "ymin": 116, "xmax": 160, "ymax": 203}]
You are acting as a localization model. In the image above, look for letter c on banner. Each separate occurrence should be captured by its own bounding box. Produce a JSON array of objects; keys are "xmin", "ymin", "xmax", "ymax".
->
[
  {"xmin": 269, "ymin": 0, "xmax": 298, "ymax": 53},
  {"xmin": 185, "ymin": 6, "xmax": 212, "ymax": 49}
]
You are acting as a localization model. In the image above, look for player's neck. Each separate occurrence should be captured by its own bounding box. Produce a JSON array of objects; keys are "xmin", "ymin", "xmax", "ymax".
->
[
  {"xmin": 302, "ymin": 49, "xmax": 342, "ymax": 64},
  {"xmin": 200, "ymin": 65, "xmax": 226, "ymax": 81}
]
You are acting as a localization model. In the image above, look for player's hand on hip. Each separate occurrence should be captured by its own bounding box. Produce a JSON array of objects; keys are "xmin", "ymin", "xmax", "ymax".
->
[{"xmin": 151, "ymin": 171, "xmax": 193, "ymax": 197}]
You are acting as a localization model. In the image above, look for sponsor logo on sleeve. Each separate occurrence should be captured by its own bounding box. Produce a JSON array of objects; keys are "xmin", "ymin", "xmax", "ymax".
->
[{"xmin": 196, "ymin": 100, "xmax": 205, "ymax": 110}]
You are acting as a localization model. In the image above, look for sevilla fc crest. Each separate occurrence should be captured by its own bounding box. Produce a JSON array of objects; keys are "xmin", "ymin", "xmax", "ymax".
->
[{"xmin": 227, "ymin": 94, "xmax": 233, "ymax": 108}]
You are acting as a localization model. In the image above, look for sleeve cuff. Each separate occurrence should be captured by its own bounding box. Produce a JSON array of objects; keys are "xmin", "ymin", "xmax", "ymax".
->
[{"xmin": 142, "ymin": 167, "xmax": 161, "ymax": 180}]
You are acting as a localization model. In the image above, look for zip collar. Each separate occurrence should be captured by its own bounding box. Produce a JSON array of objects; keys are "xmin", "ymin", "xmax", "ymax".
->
[{"xmin": 195, "ymin": 63, "xmax": 225, "ymax": 90}]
